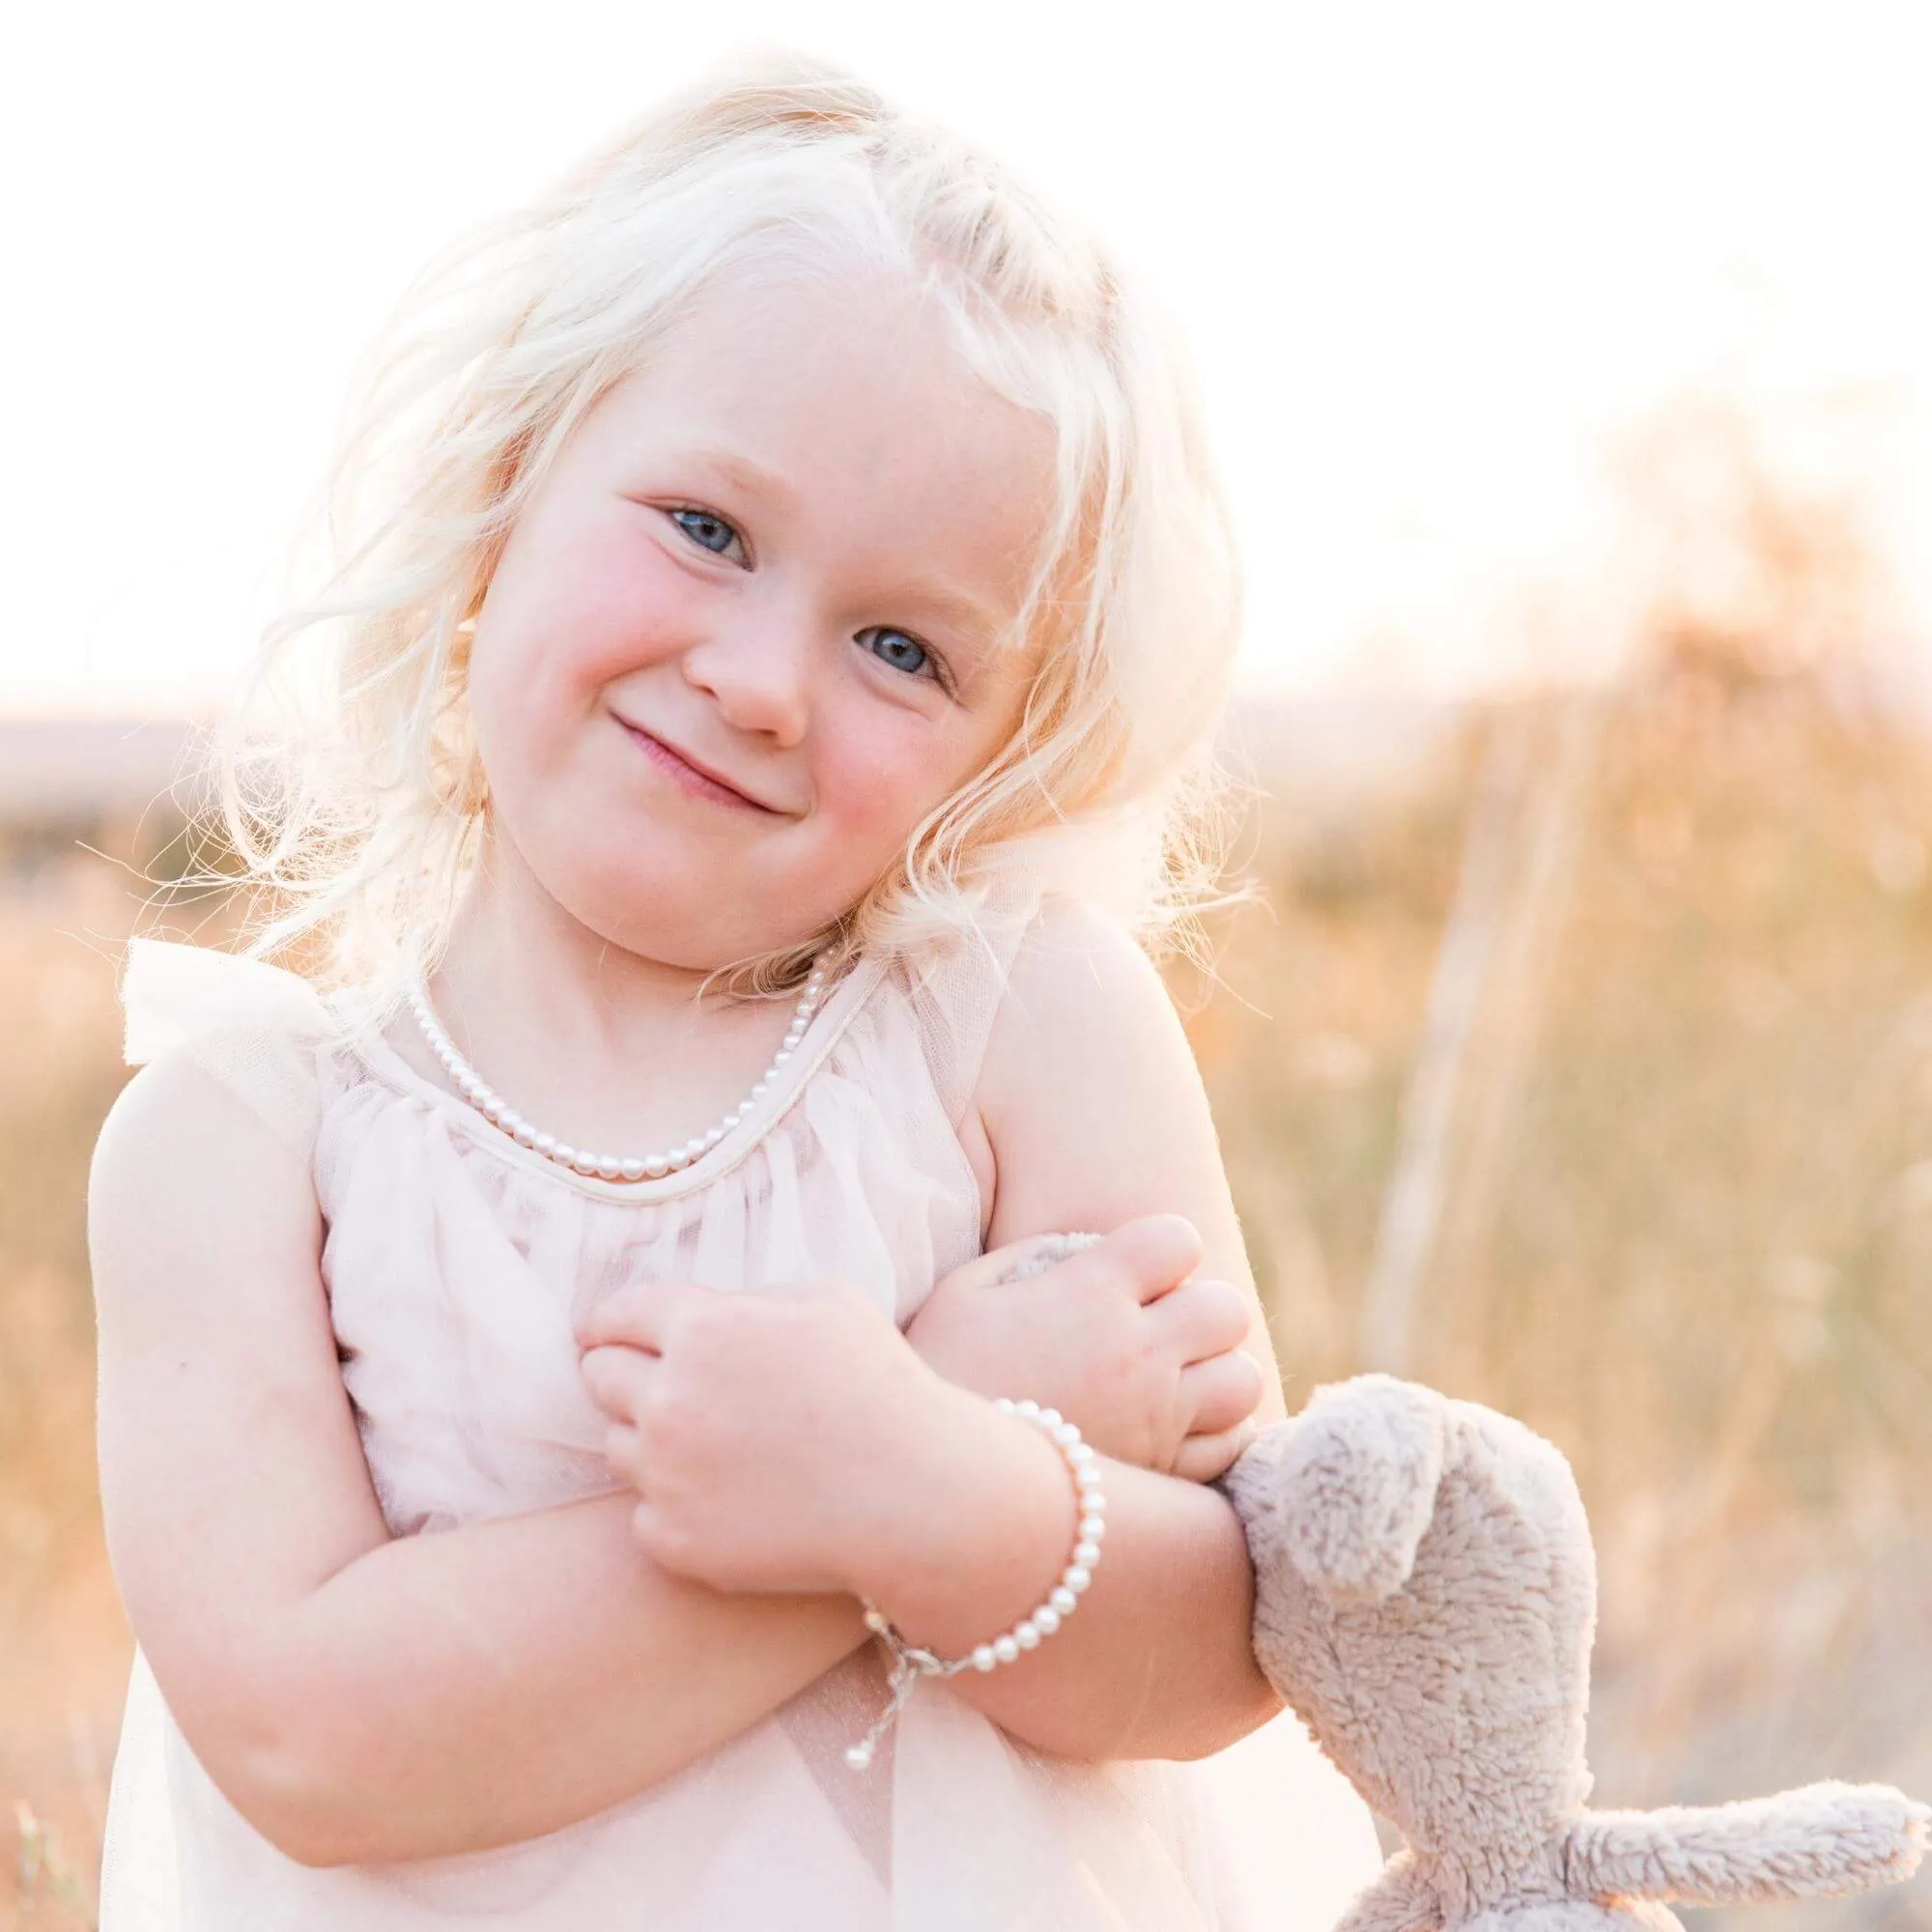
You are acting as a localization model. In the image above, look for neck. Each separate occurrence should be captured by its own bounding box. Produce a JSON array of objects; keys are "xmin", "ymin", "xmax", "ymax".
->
[
  {"xmin": 403, "ymin": 823, "xmax": 820, "ymax": 1159},
  {"xmin": 435, "ymin": 824, "xmax": 748, "ymax": 1057}
]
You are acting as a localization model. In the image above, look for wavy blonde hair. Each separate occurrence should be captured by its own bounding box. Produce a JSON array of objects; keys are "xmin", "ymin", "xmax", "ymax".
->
[{"xmin": 214, "ymin": 47, "xmax": 1245, "ymax": 994}]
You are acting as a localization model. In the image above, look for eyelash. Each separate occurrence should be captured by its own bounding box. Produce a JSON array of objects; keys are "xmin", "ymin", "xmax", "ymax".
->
[{"xmin": 664, "ymin": 506, "xmax": 951, "ymax": 693}]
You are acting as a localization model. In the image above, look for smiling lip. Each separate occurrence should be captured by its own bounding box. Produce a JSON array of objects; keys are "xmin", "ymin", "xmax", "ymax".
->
[{"xmin": 615, "ymin": 718, "xmax": 779, "ymax": 814}]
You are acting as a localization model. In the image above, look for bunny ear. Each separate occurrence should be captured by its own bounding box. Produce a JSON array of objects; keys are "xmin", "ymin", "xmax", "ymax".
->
[
  {"xmin": 1273, "ymin": 1375, "xmax": 1450, "ymax": 1605},
  {"xmin": 1333, "ymin": 1849, "xmax": 1443, "ymax": 1932},
  {"xmin": 1564, "ymin": 1784, "xmax": 1930, "ymax": 1908}
]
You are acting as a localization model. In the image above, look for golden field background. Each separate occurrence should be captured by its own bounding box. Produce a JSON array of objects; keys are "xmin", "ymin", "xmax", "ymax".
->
[{"xmin": 3, "ymin": 405, "xmax": 1929, "ymax": 1926}]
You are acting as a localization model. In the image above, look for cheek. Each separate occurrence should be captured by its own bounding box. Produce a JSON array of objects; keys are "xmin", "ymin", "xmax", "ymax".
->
[
  {"xmin": 810, "ymin": 698, "xmax": 1003, "ymax": 847},
  {"xmin": 470, "ymin": 509, "xmax": 697, "ymax": 745}
]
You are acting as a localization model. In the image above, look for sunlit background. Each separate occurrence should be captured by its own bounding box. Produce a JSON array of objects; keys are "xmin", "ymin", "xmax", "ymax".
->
[
  {"xmin": 9, "ymin": 0, "xmax": 1932, "ymax": 712},
  {"xmin": 5, "ymin": 4, "xmax": 1932, "ymax": 1925}
]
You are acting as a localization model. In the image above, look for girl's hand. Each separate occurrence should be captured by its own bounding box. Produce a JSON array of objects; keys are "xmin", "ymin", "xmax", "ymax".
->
[
  {"xmin": 575, "ymin": 1281, "xmax": 1065, "ymax": 1610},
  {"xmin": 904, "ymin": 1214, "xmax": 1266, "ymax": 1483}
]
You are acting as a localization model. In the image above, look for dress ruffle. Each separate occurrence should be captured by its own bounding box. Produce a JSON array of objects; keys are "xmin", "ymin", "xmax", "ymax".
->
[{"xmin": 99, "ymin": 933, "xmax": 1384, "ymax": 1929}]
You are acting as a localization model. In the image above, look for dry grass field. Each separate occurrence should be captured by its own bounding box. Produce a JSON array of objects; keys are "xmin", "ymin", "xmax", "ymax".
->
[
  {"xmin": 1195, "ymin": 678, "xmax": 1932, "ymax": 1932},
  {"xmin": 3, "ymin": 680, "xmax": 1930, "ymax": 1922},
  {"xmin": 3, "ymin": 854, "xmax": 152, "ymax": 1928}
]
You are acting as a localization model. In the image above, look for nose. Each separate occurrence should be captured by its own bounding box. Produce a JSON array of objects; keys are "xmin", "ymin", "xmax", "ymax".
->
[{"xmin": 680, "ymin": 603, "xmax": 813, "ymax": 750}]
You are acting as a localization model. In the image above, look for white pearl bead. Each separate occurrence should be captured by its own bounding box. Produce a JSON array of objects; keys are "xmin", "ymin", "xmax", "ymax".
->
[
  {"xmin": 1079, "ymin": 1515, "xmax": 1106, "ymax": 1542},
  {"xmin": 1054, "ymin": 1422, "xmax": 1081, "ymax": 1448},
  {"xmin": 1079, "ymin": 1489, "xmax": 1106, "ymax": 1515},
  {"xmin": 405, "ymin": 959, "xmax": 827, "ymax": 1183},
  {"xmin": 1064, "ymin": 1565, "xmax": 1092, "ymax": 1593},
  {"xmin": 1038, "ymin": 1407, "xmax": 1063, "ymax": 1430},
  {"xmin": 993, "ymin": 1397, "xmax": 1015, "ymax": 1413},
  {"xmin": 1015, "ymin": 1400, "xmax": 1039, "ymax": 1419},
  {"xmin": 972, "ymin": 1644, "xmax": 998, "ymax": 1672},
  {"xmin": 1073, "ymin": 1541, "xmax": 1100, "ymax": 1568},
  {"xmin": 1033, "ymin": 1605, "xmax": 1061, "ymax": 1635},
  {"xmin": 1067, "ymin": 1442, "xmax": 1094, "ymax": 1464},
  {"xmin": 1049, "ymin": 1586, "xmax": 1077, "ymax": 1616},
  {"xmin": 993, "ymin": 1635, "xmax": 1019, "ymax": 1665},
  {"xmin": 1013, "ymin": 1621, "xmax": 1040, "ymax": 1649},
  {"xmin": 1075, "ymin": 1466, "xmax": 1103, "ymax": 1492}
]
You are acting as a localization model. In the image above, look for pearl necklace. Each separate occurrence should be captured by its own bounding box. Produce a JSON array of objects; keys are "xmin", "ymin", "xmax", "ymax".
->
[{"xmin": 405, "ymin": 961, "xmax": 829, "ymax": 1183}]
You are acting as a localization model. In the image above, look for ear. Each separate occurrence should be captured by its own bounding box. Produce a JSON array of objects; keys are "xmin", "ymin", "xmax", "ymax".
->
[
  {"xmin": 1564, "ymin": 1783, "xmax": 1929, "ymax": 1909},
  {"xmin": 1333, "ymin": 1849, "xmax": 1444, "ymax": 1932},
  {"xmin": 1273, "ymin": 1375, "xmax": 1451, "ymax": 1605}
]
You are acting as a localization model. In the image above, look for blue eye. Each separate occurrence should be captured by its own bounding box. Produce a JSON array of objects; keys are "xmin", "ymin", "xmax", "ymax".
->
[
  {"xmin": 669, "ymin": 508, "xmax": 743, "ymax": 559},
  {"xmin": 863, "ymin": 628, "xmax": 935, "ymax": 680}
]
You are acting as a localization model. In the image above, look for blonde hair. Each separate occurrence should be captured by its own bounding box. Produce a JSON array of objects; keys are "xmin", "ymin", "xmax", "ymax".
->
[{"xmin": 214, "ymin": 47, "xmax": 1245, "ymax": 993}]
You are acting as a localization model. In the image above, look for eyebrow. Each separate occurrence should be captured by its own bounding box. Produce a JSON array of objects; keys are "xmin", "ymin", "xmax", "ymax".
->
[
  {"xmin": 682, "ymin": 445, "xmax": 800, "ymax": 512},
  {"xmin": 678, "ymin": 444, "xmax": 1011, "ymax": 650},
  {"xmin": 895, "ymin": 577, "xmax": 1008, "ymax": 650}
]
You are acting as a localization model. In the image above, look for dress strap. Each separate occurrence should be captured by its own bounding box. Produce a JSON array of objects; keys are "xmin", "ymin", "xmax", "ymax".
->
[
  {"xmin": 120, "ymin": 938, "xmax": 337, "ymax": 1160},
  {"xmin": 899, "ymin": 887, "xmax": 1045, "ymax": 1126},
  {"xmin": 121, "ymin": 937, "xmax": 334, "ymax": 1067}
]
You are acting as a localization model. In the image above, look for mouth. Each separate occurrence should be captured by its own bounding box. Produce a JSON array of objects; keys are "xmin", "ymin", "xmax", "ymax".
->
[{"xmin": 613, "ymin": 715, "xmax": 781, "ymax": 815}]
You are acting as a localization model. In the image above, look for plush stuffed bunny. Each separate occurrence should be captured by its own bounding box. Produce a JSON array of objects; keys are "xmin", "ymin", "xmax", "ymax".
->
[{"xmin": 1220, "ymin": 1373, "xmax": 1929, "ymax": 1930}]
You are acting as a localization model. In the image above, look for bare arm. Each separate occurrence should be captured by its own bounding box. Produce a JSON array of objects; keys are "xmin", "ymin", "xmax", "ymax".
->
[
  {"xmin": 90, "ymin": 1051, "xmax": 868, "ymax": 1869},
  {"xmin": 900, "ymin": 901, "xmax": 1289, "ymax": 1760}
]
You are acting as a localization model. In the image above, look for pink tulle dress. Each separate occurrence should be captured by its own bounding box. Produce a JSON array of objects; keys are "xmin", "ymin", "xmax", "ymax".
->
[{"xmin": 96, "ymin": 918, "xmax": 1383, "ymax": 1930}]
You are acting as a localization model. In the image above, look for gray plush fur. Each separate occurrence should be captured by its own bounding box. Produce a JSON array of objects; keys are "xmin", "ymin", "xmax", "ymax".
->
[
  {"xmin": 1000, "ymin": 1242, "xmax": 1928, "ymax": 1927},
  {"xmin": 1220, "ymin": 1375, "xmax": 1929, "ymax": 1929}
]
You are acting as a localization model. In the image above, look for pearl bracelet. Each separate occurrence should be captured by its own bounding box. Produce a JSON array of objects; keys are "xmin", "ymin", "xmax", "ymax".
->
[{"xmin": 845, "ymin": 1398, "xmax": 1108, "ymax": 1772}]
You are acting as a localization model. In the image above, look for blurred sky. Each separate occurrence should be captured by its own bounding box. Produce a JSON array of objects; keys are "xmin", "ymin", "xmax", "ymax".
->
[{"xmin": 6, "ymin": 0, "xmax": 1932, "ymax": 717}]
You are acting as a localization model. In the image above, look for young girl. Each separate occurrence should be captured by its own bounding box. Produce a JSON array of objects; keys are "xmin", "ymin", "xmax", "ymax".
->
[{"xmin": 88, "ymin": 51, "xmax": 1384, "ymax": 1929}]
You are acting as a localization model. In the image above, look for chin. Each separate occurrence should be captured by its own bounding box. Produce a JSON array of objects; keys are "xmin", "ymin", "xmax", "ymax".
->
[{"xmin": 560, "ymin": 858, "xmax": 848, "ymax": 974}]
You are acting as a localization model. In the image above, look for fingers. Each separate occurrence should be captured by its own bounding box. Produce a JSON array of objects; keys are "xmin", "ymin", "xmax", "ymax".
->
[
  {"xmin": 1147, "ymin": 1274, "xmax": 1253, "ymax": 1364},
  {"xmin": 575, "ymin": 1278, "xmax": 698, "ymax": 1352},
  {"xmin": 1069, "ymin": 1214, "xmax": 1204, "ymax": 1307},
  {"xmin": 1171, "ymin": 1417, "xmax": 1263, "ymax": 1486},
  {"xmin": 1178, "ymin": 1349, "xmax": 1267, "ymax": 1438},
  {"xmin": 979, "ymin": 1216, "xmax": 1201, "ymax": 1304},
  {"xmin": 603, "ymin": 1420, "xmax": 643, "ymax": 1484},
  {"xmin": 580, "ymin": 1341, "xmax": 660, "ymax": 1423},
  {"xmin": 980, "ymin": 1232, "xmax": 1101, "ymax": 1287}
]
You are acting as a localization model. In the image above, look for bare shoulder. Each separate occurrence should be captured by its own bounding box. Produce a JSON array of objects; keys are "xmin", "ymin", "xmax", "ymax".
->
[
  {"xmin": 91, "ymin": 1042, "xmax": 392, "ymax": 1814},
  {"xmin": 90, "ymin": 1043, "xmax": 321, "ymax": 1341},
  {"xmin": 976, "ymin": 900, "xmax": 1235, "ymax": 1257},
  {"xmin": 995, "ymin": 896, "xmax": 1174, "ymax": 1031},
  {"xmin": 973, "ymin": 899, "xmax": 1284, "ymax": 1406}
]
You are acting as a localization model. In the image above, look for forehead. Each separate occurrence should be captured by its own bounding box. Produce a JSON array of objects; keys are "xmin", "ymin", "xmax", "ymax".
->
[{"xmin": 584, "ymin": 263, "xmax": 1061, "ymax": 629}]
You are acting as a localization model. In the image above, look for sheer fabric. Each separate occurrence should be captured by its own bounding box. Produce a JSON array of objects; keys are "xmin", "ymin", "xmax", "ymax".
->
[{"xmin": 98, "ymin": 918, "xmax": 1382, "ymax": 1929}]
